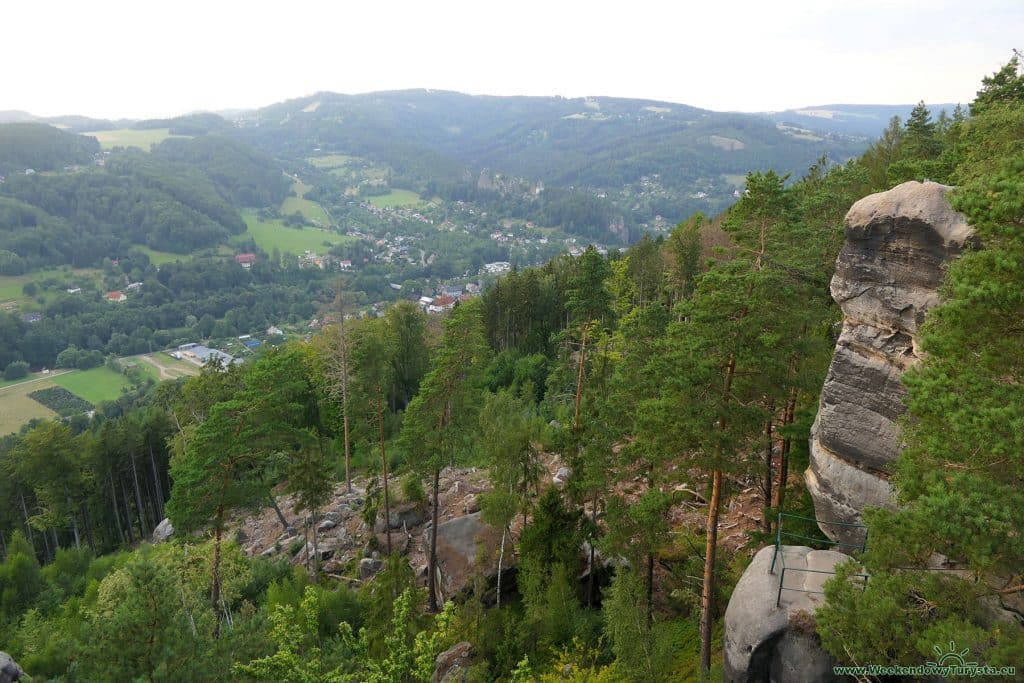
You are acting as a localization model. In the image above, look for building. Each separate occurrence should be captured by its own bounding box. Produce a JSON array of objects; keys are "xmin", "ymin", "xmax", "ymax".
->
[
  {"xmin": 106, "ymin": 291, "xmax": 127, "ymax": 303},
  {"xmin": 178, "ymin": 344, "xmax": 237, "ymax": 366},
  {"xmin": 235, "ymin": 253, "xmax": 257, "ymax": 268}
]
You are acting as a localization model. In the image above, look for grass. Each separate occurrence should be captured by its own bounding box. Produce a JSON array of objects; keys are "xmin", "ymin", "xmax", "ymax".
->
[
  {"xmin": 0, "ymin": 268, "xmax": 104, "ymax": 304},
  {"xmin": 138, "ymin": 246, "xmax": 188, "ymax": 265},
  {"xmin": 81, "ymin": 128, "xmax": 187, "ymax": 151},
  {"xmin": 51, "ymin": 366, "xmax": 133, "ymax": 404},
  {"xmin": 0, "ymin": 377, "xmax": 58, "ymax": 435},
  {"xmin": 136, "ymin": 353, "xmax": 201, "ymax": 380},
  {"xmin": 308, "ymin": 154, "xmax": 356, "ymax": 169},
  {"xmin": 367, "ymin": 189, "xmax": 421, "ymax": 208},
  {"xmin": 237, "ymin": 211, "xmax": 352, "ymax": 254},
  {"xmin": 281, "ymin": 179, "xmax": 331, "ymax": 226}
]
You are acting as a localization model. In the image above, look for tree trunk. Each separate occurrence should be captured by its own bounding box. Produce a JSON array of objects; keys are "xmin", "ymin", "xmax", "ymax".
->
[
  {"xmin": 647, "ymin": 552, "xmax": 655, "ymax": 629},
  {"xmin": 496, "ymin": 524, "xmax": 507, "ymax": 609},
  {"xmin": 212, "ymin": 506, "xmax": 224, "ymax": 639},
  {"xmin": 81, "ymin": 502, "xmax": 95, "ymax": 553},
  {"xmin": 573, "ymin": 322, "xmax": 590, "ymax": 431},
  {"xmin": 129, "ymin": 454, "xmax": 148, "ymax": 537},
  {"xmin": 312, "ymin": 508, "xmax": 321, "ymax": 582},
  {"xmin": 377, "ymin": 391, "xmax": 392, "ymax": 555},
  {"xmin": 337, "ymin": 291, "xmax": 353, "ymax": 493},
  {"xmin": 149, "ymin": 445, "xmax": 165, "ymax": 520},
  {"xmin": 66, "ymin": 494, "xmax": 81, "ymax": 550},
  {"xmin": 428, "ymin": 467, "xmax": 441, "ymax": 612},
  {"xmin": 18, "ymin": 491, "xmax": 35, "ymax": 552},
  {"xmin": 120, "ymin": 476, "xmax": 136, "ymax": 545},
  {"xmin": 763, "ymin": 399, "xmax": 775, "ymax": 533},
  {"xmin": 700, "ymin": 468, "xmax": 723, "ymax": 679},
  {"xmin": 40, "ymin": 522, "xmax": 51, "ymax": 563},
  {"xmin": 773, "ymin": 391, "xmax": 797, "ymax": 510},
  {"xmin": 587, "ymin": 493, "xmax": 598, "ymax": 607},
  {"xmin": 269, "ymin": 494, "xmax": 290, "ymax": 531}
]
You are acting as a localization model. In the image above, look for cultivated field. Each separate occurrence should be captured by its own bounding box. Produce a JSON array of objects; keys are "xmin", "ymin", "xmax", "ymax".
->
[
  {"xmin": 237, "ymin": 211, "xmax": 351, "ymax": 254},
  {"xmin": 368, "ymin": 189, "xmax": 421, "ymax": 208},
  {"xmin": 81, "ymin": 128, "xmax": 187, "ymax": 151},
  {"xmin": 0, "ymin": 376, "xmax": 59, "ymax": 435}
]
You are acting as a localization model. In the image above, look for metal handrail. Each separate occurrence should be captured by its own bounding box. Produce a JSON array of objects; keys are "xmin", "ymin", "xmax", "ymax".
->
[{"xmin": 769, "ymin": 512, "xmax": 869, "ymax": 606}]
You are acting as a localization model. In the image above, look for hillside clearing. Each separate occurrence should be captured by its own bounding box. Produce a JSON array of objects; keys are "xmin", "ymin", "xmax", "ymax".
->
[
  {"xmin": 237, "ymin": 211, "xmax": 351, "ymax": 254},
  {"xmin": 81, "ymin": 128, "xmax": 188, "ymax": 151},
  {"xmin": 367, "ymin": 189, "xmax": 421, "ymax": 208}
]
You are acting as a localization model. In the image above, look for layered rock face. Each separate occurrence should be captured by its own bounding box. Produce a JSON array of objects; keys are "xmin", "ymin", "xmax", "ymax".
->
[{"xmin": 807, "ymin": 181, "xmax": 975, "ymax": 545}]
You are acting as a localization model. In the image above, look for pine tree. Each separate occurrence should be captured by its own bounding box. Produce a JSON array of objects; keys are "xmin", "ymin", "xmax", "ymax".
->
[{"xmin": 400, "ymin": 301, "xmax": 489, "ymax": 611}]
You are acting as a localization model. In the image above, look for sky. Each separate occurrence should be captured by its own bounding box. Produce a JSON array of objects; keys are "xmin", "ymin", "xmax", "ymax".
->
[{"xmin": 3, "ymin": 0, "xmax": 1021, "ymax": 120}]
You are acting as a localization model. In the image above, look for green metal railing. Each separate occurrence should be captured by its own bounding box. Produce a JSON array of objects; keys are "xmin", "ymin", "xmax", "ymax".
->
[{"xmin": 769, "ymin": 512, "xmax": 869, "ymax": 607}]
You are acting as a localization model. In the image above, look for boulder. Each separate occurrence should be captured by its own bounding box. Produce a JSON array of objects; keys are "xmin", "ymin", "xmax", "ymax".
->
[
  {"xmin": 808, "ymin": 181, "xmax": 975, "ymax": 543},
  {"xmin": 0, "ymin": 651, "xmax": 24, "ymax": 683},
  {"xmin": 433, "ymin": 641, "xmax": 474, "ymax": 682},
  {"xmin": 429, "ymin": 512, "xmax": 499, "ymax": 598},
  {"xmin": 375, "ymin": 503, "xmax": 428, "ymax": 532},
  {"xmin": 359, "ymin": 557, "xmax": 383, "ymax": 579},
  {"xmin": 723, "ymin": 545, "xmax": 853, "ymax": 682},
  {"xmin": 552, "ymin": 466, "xmax": 571, "ymax": 488},
  {"xmin": 151, "ymin": 518, "xmax": 175, "ymax": 543},
  {"xmin": 317, "ymin": 518, "xmax": 338, "ymax": 532}
]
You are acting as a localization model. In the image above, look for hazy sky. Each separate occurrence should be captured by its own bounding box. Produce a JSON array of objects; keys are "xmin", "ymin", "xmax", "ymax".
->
[{"xmin": 4, "ymin": 0, "xmax": 1020, "ymax": 119}]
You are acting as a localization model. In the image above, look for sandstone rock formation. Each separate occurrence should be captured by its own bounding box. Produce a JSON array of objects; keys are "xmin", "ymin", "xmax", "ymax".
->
[
  {"xmin": 807, "ymin": 181, "xmax": 975, "ymax": 545},
  {"xmin": 151, "ymin": 517, "xmax": 175, "ymax": 543},
  {"xmin": 432, "ymin": 641, "xmax": 474, "ymax": 682},
  {"xmin": 723, "ymin": 545, "xmax": 852, "ymax": 682},
  {"xmin": 0, "ymin": 651, "xmax": 25, "ymax": 683}
]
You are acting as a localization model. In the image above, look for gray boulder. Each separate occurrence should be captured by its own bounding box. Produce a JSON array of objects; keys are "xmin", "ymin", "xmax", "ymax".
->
[
  {"xmin": 808, "ymin": 181, "xmax": 975, "ymax": 543},
  {"xmin": 359, "ymin": 557, "xmax": 383, "ymax": 579},
  {"xmin": 151, "ymin": 518, "xmax": 175, "ymax": 543},
  {"xmin": 0, "ymin": 651, "xmax": 24, "ymax": 683},
  {"xmin": 433, "ymin": 641, "xmax": 474, "ymax": 682},
  {"xmin": 724, "ymin": 545, "xmax": 853, "ymax": 682}
]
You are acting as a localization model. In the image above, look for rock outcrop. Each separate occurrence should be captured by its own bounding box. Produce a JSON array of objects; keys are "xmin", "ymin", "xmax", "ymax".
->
[
  {"xmin": 723, "ymin": 545, "xmax": 851, "ymax": 682},
  {"xmin": 807, "ymin": 181, "xmax": 975, "ymax": 545},
  {"xmin": 0, "ymin": 651, "xmax": 25, "ymax": 683},
  {"xmin": 151, "ymin": 517, "xmax": 175, "ymax": 543},
  {"xmin": 432, "ymin": 641, "xmax": 474, "ymax": 682}
]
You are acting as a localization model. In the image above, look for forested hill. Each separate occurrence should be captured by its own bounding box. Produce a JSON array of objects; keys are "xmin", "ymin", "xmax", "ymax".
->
[
  {"xmin": 0, "ymin": 129, "xmax": 288, "ymax": 271},
  {"xmin": 235, "ymin": 90, "xmax": 870, "ymax": 190},
  {"xmin": 0, "ymin": 123, "xmax": 100, "ymax": 174}
]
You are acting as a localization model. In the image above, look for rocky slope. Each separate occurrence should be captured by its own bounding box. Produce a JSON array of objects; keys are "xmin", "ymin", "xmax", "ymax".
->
[{"xmin": 806, "ymin": 180, "xmax": 975, "ymax": 545}]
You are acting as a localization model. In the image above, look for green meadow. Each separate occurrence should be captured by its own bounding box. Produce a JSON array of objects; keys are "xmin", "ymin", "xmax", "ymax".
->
[
  {"xmin": 237, "ymin": 211, "xmax": 351, "ymax": 254},
  {"xmin": 368, "ymin": 189, "xmax": 421, "ymax": 208},
  {"xmin": 82, "ymin": 128, "xmax": 187, "ymax": 151},
  {"xmin": 51, "ymin": 366, "xmax": 133, "ymax": 404}
]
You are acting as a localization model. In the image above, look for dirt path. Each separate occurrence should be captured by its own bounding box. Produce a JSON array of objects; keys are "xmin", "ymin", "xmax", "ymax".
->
[
  {"xmin": 0, "ymin": 369, "xmax": 73, "ymax": 394},
  {"xmin": 135, "ymin": 354, "xmax": 199, "ymax": 380}
]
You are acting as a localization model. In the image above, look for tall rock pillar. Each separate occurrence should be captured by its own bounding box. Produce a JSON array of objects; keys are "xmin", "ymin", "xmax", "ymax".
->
[{"xmin": 806, "ymin": 181, "xmax": 975, "ymax": 546}]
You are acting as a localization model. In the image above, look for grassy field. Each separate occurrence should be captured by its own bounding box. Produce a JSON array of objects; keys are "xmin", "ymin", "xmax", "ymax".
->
[
  {"xmin": 51, "ymin": 366, "xmax": 133, "ymax": 404},
  {"xmin": 368, "ymin": 189, "xmax": 421, "ymax": 208},
  {"xmin": 280, "ymin": 179, "xmax": 331, "ymax": 226},
  {"xmin": 81, "ymin": 128, "xmax": 187, "ymax": 151},
  {"xmin": 136, "ymin": 353, "xmax": 200, "ymax": 380},
  {"xmin": 237, "ymin": 211, "xmax": 350, "ymax": 254},
  {"xmin": 0, "ymin": 377, "xmax": 59, "ymax": 435},
  {"xmin": 308, "ymin": 154, "xmax": 356, "ymax": 169},
  {"xmin": 0, "ymin": 268, "xmax": 104, "ymax": 305},
  {"xmin": 138, "ymin": 246, "xmax": 188, "ymax": 265}
]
